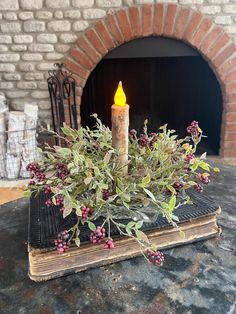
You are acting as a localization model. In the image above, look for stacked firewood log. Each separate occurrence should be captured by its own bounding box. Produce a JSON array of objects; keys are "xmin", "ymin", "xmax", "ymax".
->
[{"xmin": 0, "ymin": 96, "xmax": 39, "ymax": 179}]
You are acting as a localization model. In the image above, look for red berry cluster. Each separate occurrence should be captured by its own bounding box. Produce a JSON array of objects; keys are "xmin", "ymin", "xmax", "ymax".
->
[
  {"xmin": 187, "ymin": 121, "xmax": 200, "ymax": 137},
  {"xmin": 102, "ymin": 189, "xmax": 110, "ymax": 201},
  {"xmin": 104, "ymin": 238, "xmax": 114, "ymax": 249},
  {"xmin": 55, "ymin": 195, "xmax": 64, "ymax": 206},
  {"xmin": 56, "ymin": 163, "xmax": 69, "ymax": 180},
  {"xmin": 90, "ymin": 226, "xmax": 106, "ymax": 244},
  {"xmin": 174, "ymin": 182, "xmax": 184, "ymax": 193},
  {"xmin": 43, "ymin": 185, "xmax": 51, "ymax": 194},
  {"xmin": 147, "ymin": 250, "xmax": 165, "ymax": 266},
  {"xmin": 54, "ymin": 230, "xmax": 70, "ymax": 254},
  {"xmin": 26, "ymin": 162, "xmax": 46, "ymax": 182},
  {"xmin": 197, "ymin": 173, "xmax": 210, "ymax": 185},
  {"xmin": 194, "ymin": 183, "xmax": 203, "ymax": 193},
  {"xmin": 186, "ymin": 153, "xmax": 195, "ymax": 162},
  {"xmin": 81, "ymin": 206, "xmax": 92, "ymax": 220},
  {"xmin": 138, "ymin": 134, "xmax": 151, "ymax": 147},
  {"xmin": 129, "ymin": 129, "xmax": 137, "ymax": 138},
  {"xmin": 28, "ymin": 180, "xmax": 35, "ymax": 186},
  {"xmin": 45, "ymin": 199, "xmax": 53, "ymax": 207}
]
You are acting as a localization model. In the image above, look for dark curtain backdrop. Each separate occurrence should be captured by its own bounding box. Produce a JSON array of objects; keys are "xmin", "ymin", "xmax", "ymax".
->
[{"xmin": 81, "ymin": 56, "xmax": 223, "ymax": 155}]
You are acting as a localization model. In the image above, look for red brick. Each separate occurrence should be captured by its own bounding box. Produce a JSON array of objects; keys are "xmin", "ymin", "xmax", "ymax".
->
[
  {"xmin": 73, "ymin": 74, "xmax": 85, "ymax": 88},
  {"xmin": 212, "ymin": 43, "xmax": 236, "ymax": 68},
  {"xmin": 128, "ymin": 7, "xmax": 141, "ymax": 38},
  {"xmin": 222, "ymin": 149, "xmax": 236, "ymax": 158},
  {"xmin": 65, "ymin": 59, "xmax": 89, "ymax": 81},
  {"xmin": 225, "ymin": 71, "xmax": 236, "ymax": 84},
  {"xmin": 225, "ymin": 112, "xmax": 236, "ymax": 122},
  {"xmin": 153, "ymin": 3, "xmax": 165, "ymax": 36},
  {"xmin": 226, "ymin": 93, "xmax": 236, "ymax": 102},
  {"xmin": 77, "ymin": 36, "xmax": 101, "ymax": 64},
  {"xmin": 163, "ymin": 4, "xmax": 177, "ymax": 37},
  {"xmin": 86, "ymin": 28, "xmax": 107, "ymax": 56},
  {"xmin": 116, "ymin": 9, "xmax": 133, "ymax": 42},
  {"xmin": 142, "ymin": 4, "xmax": 153, "ymax": 37},
  {"xmin": 70, "ymin": 48, "xmax": 94, "ymax": 70},
  {"xmin": 105, "ymin": 14, "xmax": 124, "ymax": 45},
  {"xmin": 192, "ymin": 18, "xmax": 213, "ymax": 48},
  {"xmin": 223, "ymin": 141, "xmax": 236, "ymax": 149},
  {"xmin": 174, "ymin": 7, "xmax": 191, "ymax": 39},
  {"xmin": 200, "ymin": 25, "xmax": 223, "ymax": 55},
  {"xmin": 183, "ymin": 12, "xmax": 203, "ymax": 43},
  {"xmin": 95, "ymin": 21, "xmax": 115, "ymax": 51},
  {"xmin": 206, "ymin": 33, "xmax": 230, "ymax": 60},
  {"xmin": 75, "ymin": 86, "xmax": 83, "ymax": 96},
  {"xmin": 219, "ymin": 57, "xmax": 236, "ymax": 78},
  {"xmin": 224, "ymin": 132, "xmax": 236, "ymax": 140},
  {"xmin": 226, "ymin": 82, "xmax": 236, "ymax": 94},
  {"xmin": 225, "ymin": 123, "xmax": 236, "ymax": 131},
  {"xmin": 225, "ymin": 102, "xmax": 236, "ymax": 112}
]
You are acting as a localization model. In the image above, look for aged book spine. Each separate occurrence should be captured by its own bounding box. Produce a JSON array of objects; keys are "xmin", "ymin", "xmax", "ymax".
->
[{"xmin": 28, "ymin": 209, "xmax": 221, "ymax": 282}]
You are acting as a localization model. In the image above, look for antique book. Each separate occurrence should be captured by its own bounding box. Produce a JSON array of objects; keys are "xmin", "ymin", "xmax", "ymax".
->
[{"xmin": 28, "ymin": 191, "xmax": 221, "ymax": 282}]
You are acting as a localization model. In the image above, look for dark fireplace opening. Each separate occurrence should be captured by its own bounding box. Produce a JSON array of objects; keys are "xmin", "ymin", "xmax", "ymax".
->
[{"xmin": 81, "ymin": 37, "xmax": 223, "ymax": 155}]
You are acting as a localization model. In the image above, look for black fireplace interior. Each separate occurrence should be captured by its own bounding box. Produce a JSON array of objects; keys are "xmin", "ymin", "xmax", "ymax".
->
[{"xmin": 81, "ymin": 37, "xmax": 223, "ymax": 155}]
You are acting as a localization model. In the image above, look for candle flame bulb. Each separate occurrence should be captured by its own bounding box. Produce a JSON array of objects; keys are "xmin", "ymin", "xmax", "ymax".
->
[{"xmin": 114, "ymin": 81, "xmax": 126, "ymax": 107}]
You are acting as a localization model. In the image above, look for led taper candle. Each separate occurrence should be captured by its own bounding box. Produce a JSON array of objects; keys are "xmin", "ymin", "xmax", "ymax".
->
[{"xmin": 111, "ymin": 81, "xmax": 129, "ymax": 174}]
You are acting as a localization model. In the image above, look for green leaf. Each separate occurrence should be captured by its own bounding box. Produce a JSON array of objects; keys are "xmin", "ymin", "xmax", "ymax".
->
[
  {"xmin": 199, "ymin": 161, "xmax": 210, "ymax": 171},
  {"xmin": 135, "ymin": 230, "xmax": 150, "ymax": 244},
  {"xmin": 140, "ymin": 174, "xmax": 151, "ymax": 188},
  {"xmin": 75, "ymin": 238, "xmax": 80, "ymax": 247},
  {"xmin": 127, "ymin": 221, "xmax": 136, "ymax": 229},
  {"xmin": 167, "ymin": 185, "xmax": 176, "ymax": 195},
  {"xmin": 169, "ymin": 195, "xmax": 176, "ymax": 211},
  {"xmin": 143, "ymin": 188, "xmax": 156, "ymax": 202},
  {"xmin": 54, "ymin": 146, "xmax": 71, "ymax": 158},
  {"xmin": 23, "ymin": 190, "xmax": 32, "ymax": 198},
  {"xmin": 213, "ymin": 167, "xmax": 220, "ymax": 172},
  {"xmin": 88, "ymin": 221, "xmax": 96, "ymax": 232},
  {"xmin": 135, "ymin": 221, "xmax": 143, "ymax": 229}
]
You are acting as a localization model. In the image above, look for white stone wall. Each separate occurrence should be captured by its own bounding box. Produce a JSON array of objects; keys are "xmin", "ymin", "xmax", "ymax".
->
[{"xmin": 0, "ymin": 0, "xmax": 236, "ymax": 123}]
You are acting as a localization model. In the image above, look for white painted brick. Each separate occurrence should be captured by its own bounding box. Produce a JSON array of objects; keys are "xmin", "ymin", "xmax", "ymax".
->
[
  {"xmin": 17, "ymin": 81, "xmax": 37, "ymax": 89},
  {"xmin": 6, "ymin": 91, "xmax": 28, "ymax": 98},
  {"xmin": 22, "ymin": 53, "xmax": 43, "ymax": 61},
  {"xmin": 18, "ymin": 63, "xmax": 34, "ymax": 71},
  {"xmin": 200, "ymin": 6, "xmax": 221, "ymax": 14},
  {"xmin": 224, "ymin": 25, "xmax": 236, "ymax": 33},
  {"xmin": 35, "ymin": 11, "xmax": 53, "ymax": 19},
  {"xmin": 13, "ymin": 35, "xmax": 33, "ymax": 43},
  {"xmin": 179, "ymin": 0, "xmax": 203, "ymax": 3},
  {"xmin": 24, "ymin": 21, "xmax": 45, "ymax": 32},
  {"xmin": 37, "ymin": 34, "xmax": 58, "ymax": 43},
  {"xmin": 64, "ymin": 10, "xmax": 81, "ymax": 19},
  {"xmin": 39, "ymin": 100, "xmax": 51, "ymax": 110},
  {"xmin": 83, "ymin": 9, "xmax": 106, "ymax": 19},
  {"xmin": 3, "ymin": 73, "xmax": 21, "ymax": 80},
  {"xmin": 20, "ymin": 0, "xmax": 43, "ymax": 10},
  {"xmin": 72, "ymin": 20, "xmax": 89, "ymax": 31},
  {"xmin": 0, "ymin": 0, "xmax": 19, "ymax": 10},
  {"xmin": 96, "ymin": 0, "xmax": 122, "ymax": 7},
  {"xmin": 0, "ymin": 45, "xmax": 8, "ymax": 52},
  {"xmin": 18, "ymin": 12, "xmax": 34, "ymax": 20},
  {"xmin": 11, "ymin": 45, "xmax": 27, "ymax": 51},
  {"xmin": 37, "ymin": 62, "xmax": 55, "ymax": 71},
  {"xmin": 0, "ymin": 64, "xmax": 15, "ymax": 72},
  {"xmin": 0, "ymin": 82, "xmax": 14, "ymax": 89},
  {"xmin": 38, "ymin": 82, "xmax": 48, "ymax": 89},
  {"xmin": 45, "ymin": 53, "xmax": 64, "ymax": 60},
  {"xmin": 54, "ymin": 11, "xmax": 64, "ymax": 19},
  {"xmin": 215, "ymin": 15, "xmax": 232, "ymax": 24},
  {"xmin": 47, "ymin": 21, "xmax": 71, "ymax": 32},
  {"xmin": 1, "ymin": 22, "xmax": 21, "ymax": 33},
  {"xmin": 3, "ymin": 12, "xmax": 17, "ymax": 20},
  {"xmin": 38, "ymin": 110, "xmax": 52, "ymax": 119},
  {"xmin": 123, "ymin": 0, "xmax": 134, "ymax": 5},
  {"xmin": 31, "ymin": 91, "xmax": 49, "ymax": 99},
  {"xmin": 208, "ymin": 0, "xmax": 228, "ymax": 3},
  {"xmin": 0, "ymin": 54, "xmax": 20, "ymax": 62},
  {"xmin": 29, "ymin": 44, "xmax": 54, "ymax": 52},
  {"xmin": 134, "ymin": 0, "xmax": 154, "ymax": 3},
  {"xmin": 59, "ymin": 33, "xmax": 77, "ymax": 43},
  {"xmin": 0, "ymin": 35, "xmax": 12, "ymax": 44},
  {"xmin": 45, "ymin": 0, "xmax": 70, "ymax": 8},
  {"xmin": 223, "ymin": 5, "xmax": 236, "ymax": 13},
  {"xmin": 72, "ymin": 0, "xmax": 94, "ymax": 7},
  {"xmin": 25, "ymin": 72, "xmax": 44, "ymax": 80},
  {"xmin": 55, "ymin": 44, "xmax": 71, "ymax": 53},
  {"xmin": 11, "ymin": 100, "xmax": 31, "ymax": 110}
]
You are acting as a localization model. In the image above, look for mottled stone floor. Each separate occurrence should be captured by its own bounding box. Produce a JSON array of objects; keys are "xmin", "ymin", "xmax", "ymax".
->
[{"xmin": 0, "ymin": 162, "xmax": 235, "ymax": 314}]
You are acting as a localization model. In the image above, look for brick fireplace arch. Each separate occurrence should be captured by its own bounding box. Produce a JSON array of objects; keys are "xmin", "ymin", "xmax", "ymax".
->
[{"xmin": 64, "ymin": 4, "xmax": 236, "ymax": 158}]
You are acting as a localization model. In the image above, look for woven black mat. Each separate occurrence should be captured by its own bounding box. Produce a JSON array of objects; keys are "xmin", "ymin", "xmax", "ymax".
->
[{"xmin": 28, "ymin": 191, "xmax": 219, "ymax": 250}]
